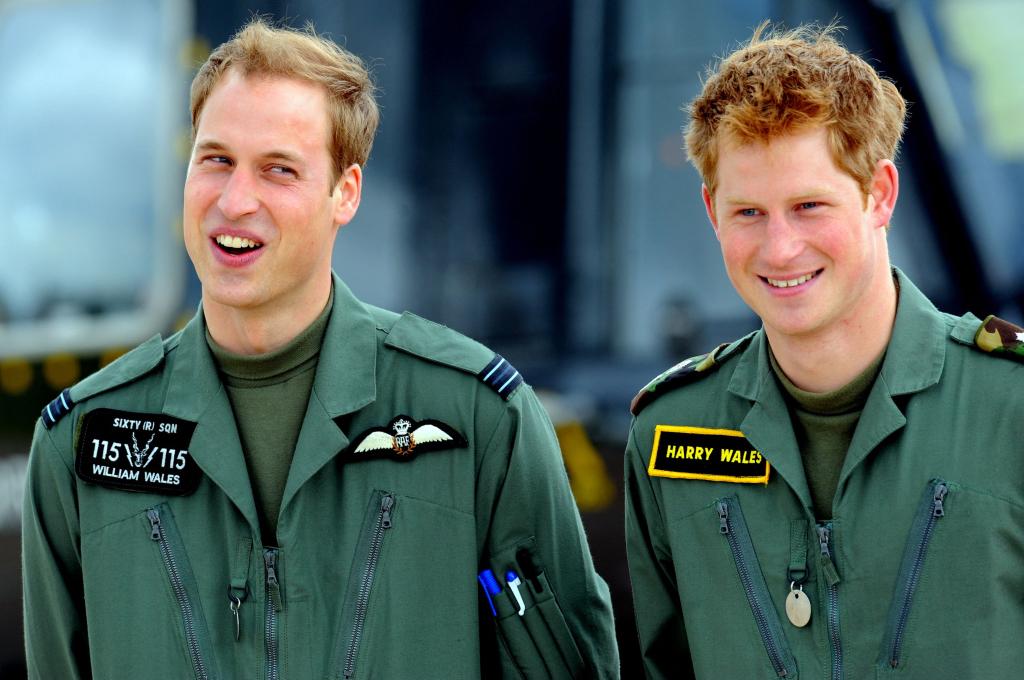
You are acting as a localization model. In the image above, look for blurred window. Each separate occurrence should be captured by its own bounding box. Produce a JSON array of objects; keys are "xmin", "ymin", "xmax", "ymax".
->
[
  {"xmin": 897, "ymin": 0, "xmax": 1024, "ymax": 310},
  {"xmin": 0, "ymin": 0, "xmax": 190, "ymax": 357}
]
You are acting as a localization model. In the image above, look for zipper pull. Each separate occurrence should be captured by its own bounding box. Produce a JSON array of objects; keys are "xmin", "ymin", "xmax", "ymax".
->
[
  {"xmin": 147, "ymin": 509, "xmax": 162, "ymax": 541},
  {"xmin": 264, "ymin": 550, "xmax": 282, "ymax": 612},
  {"xmin": 932, "ymin": 483, "xmax": 948, "ymax": 518},
  {"xmin": 381, "ymin": 494, "xmax": 394, "ymax": 529},
  {"xmin": 816, "ymin": 525, "xmax": 841, "ymax": 587},
  {"xmin": 716, "ymin": 501, "xmax": 729, "ymax": 534},
  {"xmin": 229, "ymin": 595, "xmax": 243, "ymax": 641}
]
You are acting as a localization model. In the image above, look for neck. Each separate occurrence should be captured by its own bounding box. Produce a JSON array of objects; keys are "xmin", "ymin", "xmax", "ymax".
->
[
  {"xmin": 767, "ymin": 270, "xmax": 897, "ymax": 393},
  {"xmin": 203, "ymin": 276, "xmax": 332, "ymax": 355}
]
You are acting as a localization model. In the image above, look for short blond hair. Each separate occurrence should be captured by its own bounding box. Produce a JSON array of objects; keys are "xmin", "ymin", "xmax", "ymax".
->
[
  {"xmin": 686, "ymin": 22, "xmax": 907, "ymax": 197},
  {"xmin": 190, "ymin": 17, "xmax": 379, "ymax": 178}
]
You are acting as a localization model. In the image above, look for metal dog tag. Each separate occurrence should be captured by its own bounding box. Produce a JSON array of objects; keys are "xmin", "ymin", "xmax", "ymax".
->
[{"xmin": 786, "ymin": 584, "xmax": 811, "ymax": 628}]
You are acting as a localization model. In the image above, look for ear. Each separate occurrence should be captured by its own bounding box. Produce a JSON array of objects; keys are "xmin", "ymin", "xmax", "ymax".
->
[
  {"xmin": 868, "ymin": 159, "xmax": 899, "ymax": 228},
  {"xmin": 702, "ymin": 184, "xmax": 721, "ymax": 238},
  {"xmin": 332, "ymin": 163, "xmax": 363, "ymax": 227}
]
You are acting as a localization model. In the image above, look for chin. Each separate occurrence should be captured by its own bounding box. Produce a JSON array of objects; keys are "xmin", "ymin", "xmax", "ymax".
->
[{"xmin": 202, "ymin": 280, "xmax": 265, "ymax": 311}]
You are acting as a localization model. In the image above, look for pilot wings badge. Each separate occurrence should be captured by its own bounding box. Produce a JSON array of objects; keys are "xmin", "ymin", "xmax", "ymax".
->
[{"xmin": 344, "ymin": 415, "xmax": 467, "ymax": 462}]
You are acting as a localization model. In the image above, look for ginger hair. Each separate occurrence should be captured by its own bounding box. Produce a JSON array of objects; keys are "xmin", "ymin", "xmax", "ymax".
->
[{"xmin": 686, "ymin": 22, "xmax": 906, "ymax": 198}]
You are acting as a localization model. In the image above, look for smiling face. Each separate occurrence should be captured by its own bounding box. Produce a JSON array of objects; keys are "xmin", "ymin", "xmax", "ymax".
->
[
  {"xmin": 183, "ymin": 69, "xmax": 360, "ymax": 322},
  {"xmin": 703, "ymin": 127, "xmax": 898, "ymax": 343}
]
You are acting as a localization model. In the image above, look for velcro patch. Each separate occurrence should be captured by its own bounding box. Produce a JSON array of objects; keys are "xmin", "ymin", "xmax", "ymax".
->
[
  {"xmin": 75, "ymin": 409, "xmax": 200, "ymax": 495},
  {"xmin": 648, "ymin": 425, "xmax": 769, "ymax": 483}
]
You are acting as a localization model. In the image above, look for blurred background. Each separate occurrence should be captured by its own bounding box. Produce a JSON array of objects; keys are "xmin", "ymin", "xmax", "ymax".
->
[{"xmin": 0, "ymin": 0, "xmax": 1021, "ymax": 675}]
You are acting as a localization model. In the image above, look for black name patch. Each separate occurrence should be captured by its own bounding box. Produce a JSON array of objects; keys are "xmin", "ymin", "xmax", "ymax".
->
[
  {"xmin": 75, "ymin": 409, "xmax": 200, "ymax": 495},
  {"xmin": 649, "ymin": 425, "xmax": 769, "ymax": 484}
]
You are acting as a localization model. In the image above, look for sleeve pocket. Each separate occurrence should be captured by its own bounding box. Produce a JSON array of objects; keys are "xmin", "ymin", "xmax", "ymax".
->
[{"xmin": 488, "ymin": 541, "xmax": 585, "ymax": 679}]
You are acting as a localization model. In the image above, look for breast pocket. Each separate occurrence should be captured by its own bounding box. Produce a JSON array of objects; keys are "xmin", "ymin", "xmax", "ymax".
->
[
  {"xmin": 876, "ymin": 479, "xmax": 1024, "ymax": 677},
  {"xmin": 329, "ymin": 490, "xmax": 478, "ymax": 680},
  {"xmin": 667, "ymin": 494, "xmax": 799, "ymax": 679},
  {"xmin": 81, "ymin": 503, "xmax": 220, "ymax": 679}
]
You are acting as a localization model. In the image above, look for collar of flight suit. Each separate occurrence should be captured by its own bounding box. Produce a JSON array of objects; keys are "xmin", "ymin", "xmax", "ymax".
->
[
  {"xmin": 160, "ymin": 272, "xmax": 378, "ymax": 538},
  {"xmin": 724, "ymin": 267, "xmax": 947, "ymax": 512}
]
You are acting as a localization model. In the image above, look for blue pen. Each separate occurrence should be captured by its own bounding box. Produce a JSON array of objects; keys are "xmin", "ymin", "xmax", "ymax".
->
[{"xmin": 477, "ymin": 569, "xmax": 502, "ymax": 616}]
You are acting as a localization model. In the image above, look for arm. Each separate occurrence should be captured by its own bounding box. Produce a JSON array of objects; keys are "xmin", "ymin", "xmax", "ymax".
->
[
  {"xmin": 22, "ymin": 418, "xmax": 88, "ymax": 679},
  {"xmin": 623, "ymin": 422, "xmax": 693, "ymax": 680},
  {"xmin": 477, "ymin": 385, "xmax": 619, "ymax": 679}
]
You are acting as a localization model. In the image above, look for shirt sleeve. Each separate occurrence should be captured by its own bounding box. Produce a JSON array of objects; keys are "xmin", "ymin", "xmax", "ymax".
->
[
  {"xmin": 22, "ymin": 418, "xmax": 89, "ymax": 679},
  {"xmin": 475, "ymin": 384, "xmax": 619, "ymax": 679},
  {"xmin": 623, "ymin": 420, "xmax": 694, "ymax": 680}
]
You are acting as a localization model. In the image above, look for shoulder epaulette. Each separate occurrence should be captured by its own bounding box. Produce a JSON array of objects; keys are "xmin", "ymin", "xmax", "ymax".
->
[
  {"xmin": 41, "ymin": 388, "xmax": 75, "ymax": 429},
  {"xmin": 630, "ymin": 335, "xmax": 752, "ymax": 416},
  {"xmin": 974, "ymin": 315, "xmax": 1024, "ymax": 362},
  {"xmin": 477, "ymin": 354, "xmax": 524, "ymax": 400},
  {"xmin": 40, "ymin": 334, "xmax": 166, "ymax": 429},
  {"xmin": 384, "ymin": 312, "xmax": 525, "ymax": 400}
]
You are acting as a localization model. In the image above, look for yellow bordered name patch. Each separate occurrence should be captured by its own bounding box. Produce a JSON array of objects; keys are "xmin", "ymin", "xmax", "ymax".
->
[{"xmin": 649, "ymin": 425, "xmax": 769, "ymax": 484}]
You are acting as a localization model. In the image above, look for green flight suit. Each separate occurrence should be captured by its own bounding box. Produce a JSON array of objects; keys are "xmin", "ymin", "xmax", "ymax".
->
[
  {"xmin": 625, "ymin": 269, "xmax": 1024, "ymax": 679},
  {"xmin": 23, "ymin": 274, "xmax": 618, "ymax": 679}
]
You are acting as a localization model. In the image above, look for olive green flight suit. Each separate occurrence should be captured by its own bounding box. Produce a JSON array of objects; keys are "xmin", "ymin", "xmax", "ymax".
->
[
  {"xmin": 625, "ymin": 269, "xmax": 1024, "ymax": 679},
  {"xmin": 23, "ymin": 274, "xmax": 618, "ymax": 679}
]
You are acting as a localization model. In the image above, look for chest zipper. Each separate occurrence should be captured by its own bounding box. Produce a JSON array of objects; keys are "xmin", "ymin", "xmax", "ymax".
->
[
  {"xmin": 885, "ymin": 480, "xmax": 948, "ymax": 669},
  {"xmin": 147, "ymin": 507, "xmax": 210, "ymax": 680},
  {"xmin": 816, "ymin": 523, "xmax": 842, "ymax": 680},
  {"xmin": 343, "ymin": 493, "xmax": 395, "ymax": 679},
  {"xmin": 716, "ymin": 499, "xmax": 792, "ymax": 678},
  {"xmin": 265, "ymin": 549, "xmax": 282, "ymax": 680}
]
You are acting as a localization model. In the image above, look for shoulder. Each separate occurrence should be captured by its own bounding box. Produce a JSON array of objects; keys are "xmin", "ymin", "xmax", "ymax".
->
[
  {"xmin": 970, "ymin": 315, "xmax": 1024, "ymax": 363},
  {"xmin": 946, "ymin": 312, "xmax": 1024, "ymax": 367},
  {"xmin": 40, "ymin": 333, "xmax": 170, "ymax": 430},
  {"xmin": 374, "ymin": 309, "xmax": 526, "ymax": 401},
  {"xmin": 630, "ymin": 331, "xmax": 757, "ymax": 416}
]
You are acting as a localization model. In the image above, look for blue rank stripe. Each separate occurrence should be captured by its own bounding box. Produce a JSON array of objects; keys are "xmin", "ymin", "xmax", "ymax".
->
[
  {"xmin": 42, "ymin": 388, "xmax": 75, "ymax": 429},
  {"xmin": 478, "ymin": 354, "xmax": 524, "ymax": 400}
]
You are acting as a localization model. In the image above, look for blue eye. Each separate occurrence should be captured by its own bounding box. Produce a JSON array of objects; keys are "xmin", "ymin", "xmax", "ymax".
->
[
  {"xmin": 798, "ymin": 201, "xmax": 819, "ymax": 210},
  {"xmin": 739, "ymin": 208, "xmax": 759, "ymax": 217}
]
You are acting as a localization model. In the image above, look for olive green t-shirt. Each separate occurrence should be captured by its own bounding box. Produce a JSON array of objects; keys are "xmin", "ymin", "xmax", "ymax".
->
[
  {"xmin": 206, "ymin": 288, "xmax": 333, "ymax": 543},
  {"xmin": 770, "ymin": 347, "xmax": 885, "ymax": 520}
]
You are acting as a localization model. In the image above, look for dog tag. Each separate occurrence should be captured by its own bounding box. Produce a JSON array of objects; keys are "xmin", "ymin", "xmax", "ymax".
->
[{"xmin": 786, "ymin": 584, "xmax": 811, "ymax": 628}]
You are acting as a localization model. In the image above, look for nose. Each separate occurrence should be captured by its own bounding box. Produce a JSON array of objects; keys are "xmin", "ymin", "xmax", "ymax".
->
[
  {"xmin": 760, "ymin": 213, "xmax": 804, "ymax": 267},
  {"xmin": 216, "ymin": 167, "xmax": 260, "ymax": 220}
]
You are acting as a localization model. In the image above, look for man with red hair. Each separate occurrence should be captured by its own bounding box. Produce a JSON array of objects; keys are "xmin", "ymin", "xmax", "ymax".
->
[{"xmin": 626, "ymin": 22, "xmax": 1024, "ymax": 679}]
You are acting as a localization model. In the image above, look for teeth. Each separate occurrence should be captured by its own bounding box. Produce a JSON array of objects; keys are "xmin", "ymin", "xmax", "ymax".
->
[
  {"xmin": 215, "ymin": 234, "xmax": 261, "ymax": 249},
  {"xmin": 766, "ymin": 273, "xmax": 815, "ymax": 288}
]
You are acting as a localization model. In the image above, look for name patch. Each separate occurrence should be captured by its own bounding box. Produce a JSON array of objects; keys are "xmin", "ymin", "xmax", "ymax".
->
[
  {"xmin": 75, "ymin": 409, "xmax": 200, "ymax": 495},
  {"xmin": 648, "ymin": 425, "xmax": 769, "ymax": 484}
]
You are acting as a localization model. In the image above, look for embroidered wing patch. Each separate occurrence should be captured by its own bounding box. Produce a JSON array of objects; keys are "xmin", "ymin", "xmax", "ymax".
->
[{"xmin": 345, "ymin": 415, "xmax": 467, "ymax": 462}]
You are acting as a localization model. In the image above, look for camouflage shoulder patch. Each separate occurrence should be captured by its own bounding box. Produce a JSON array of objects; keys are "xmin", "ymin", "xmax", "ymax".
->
[
  {"xmin": 974, "ymin": 315, "xmax": 1024, "ymax": 362},
  {"xmin": 631, "ymin": 345, "xmax": 721, "ymax": 416}
]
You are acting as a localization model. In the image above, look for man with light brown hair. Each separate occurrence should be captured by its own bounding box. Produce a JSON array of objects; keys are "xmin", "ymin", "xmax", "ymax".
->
[
  {"xmin": 23, "ymin": 18, "xmax": 618, "ymax": 679},
  {"xmin": 625, "ymin": 22, "xmax": 1024, "ymax": 679}
]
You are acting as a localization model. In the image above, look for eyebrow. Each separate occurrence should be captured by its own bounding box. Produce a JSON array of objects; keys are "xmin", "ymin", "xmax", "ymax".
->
[
  {"xmin": 720, "ymin": 189, "xmax": 835, "ymax": 206},
  {"xmin": 193, "ymin": 140, "xmax": 303, "ymax": 165}
]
